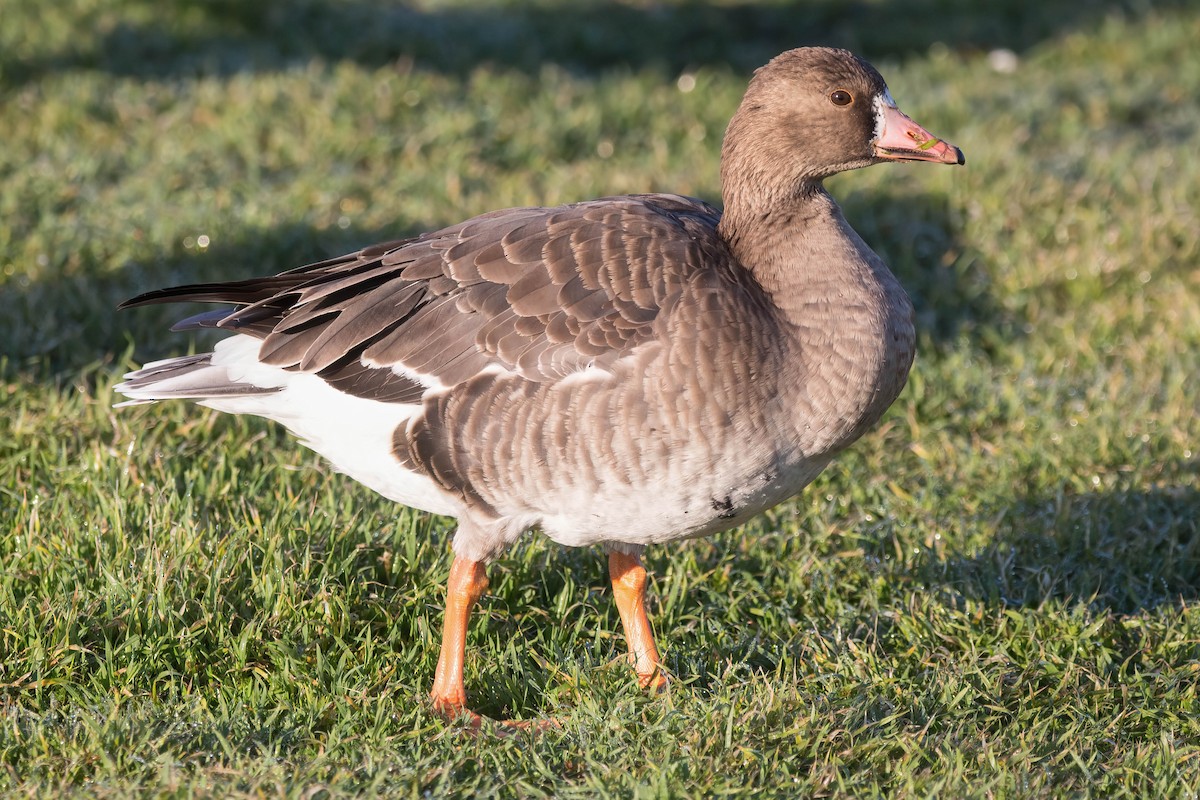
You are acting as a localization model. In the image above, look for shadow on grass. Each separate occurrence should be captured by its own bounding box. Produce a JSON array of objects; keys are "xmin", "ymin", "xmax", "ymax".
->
[
  {"xmin": 842, "ymin": 186, "xmax": 1015, "ymax": 353},
  {"xmin": 936, "ymin": 478, "xmax": 1200, "ymax": 615},
  {"xmin": 811, "ymin": 457, "xmax": 1200, "ymax": 635},
  {"xmin": 705, "ymin": 488, "xmax": 1197, "ymax": 700},
  {"xmin": 4, "ymin": 0, "xmax": 1189, "ymax": 89}
]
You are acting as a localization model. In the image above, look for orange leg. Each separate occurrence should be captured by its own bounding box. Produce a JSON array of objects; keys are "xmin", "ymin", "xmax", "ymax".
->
[
  {"xmin": 430, "ymin": 555, "xmax": 489, "ymax": 725},
  {"xmin": 429, "ymin": 555, "xmax": 555, "ymax": 734},
  {"xmin": 609, "ymin": 550, "xmax": 668, "ymax": 691}
]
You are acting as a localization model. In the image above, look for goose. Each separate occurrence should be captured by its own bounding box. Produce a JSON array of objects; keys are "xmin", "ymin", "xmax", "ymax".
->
[{"xmin": 116, "ymin": 47, "xmax": 963, "ymax": 729}]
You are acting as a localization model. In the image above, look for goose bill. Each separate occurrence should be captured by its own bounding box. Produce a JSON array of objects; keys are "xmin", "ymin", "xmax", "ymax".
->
[{"xmin": 873, "ymin": 101, "xmax": 965, "ymax": 165}]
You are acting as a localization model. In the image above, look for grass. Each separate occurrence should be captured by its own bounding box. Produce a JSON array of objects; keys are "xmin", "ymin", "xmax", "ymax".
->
[{"xmin": 2, "ymin": 0, "xmax": 1200, "ymax": 796}]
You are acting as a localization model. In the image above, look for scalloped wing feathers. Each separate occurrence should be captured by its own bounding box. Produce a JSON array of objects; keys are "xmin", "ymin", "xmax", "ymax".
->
[{"xmin": 122, "ymin": 194, "xmax": 728, "ymax": 401}]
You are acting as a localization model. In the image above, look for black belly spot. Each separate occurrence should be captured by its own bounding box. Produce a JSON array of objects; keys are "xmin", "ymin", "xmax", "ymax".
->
[{"xmin": 711, "ymin": 495, "xmax": 738, "ymax": 519}]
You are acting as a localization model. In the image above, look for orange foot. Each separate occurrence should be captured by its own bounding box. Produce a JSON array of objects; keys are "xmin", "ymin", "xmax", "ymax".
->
[{"xmin": 431, "ymin": 694, "xmax": 559, "ymax": 736}]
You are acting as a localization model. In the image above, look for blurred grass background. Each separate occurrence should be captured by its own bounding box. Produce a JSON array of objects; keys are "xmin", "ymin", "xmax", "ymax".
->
[{"xmin": 2, "ymin": 0, "xmax": 1199, "ymax": 797}]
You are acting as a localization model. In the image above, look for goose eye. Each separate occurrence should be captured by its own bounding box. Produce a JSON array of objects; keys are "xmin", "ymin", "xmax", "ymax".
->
[{"xmin": 830, "ymin": 89, "xmax": 853, "ymax": 106}]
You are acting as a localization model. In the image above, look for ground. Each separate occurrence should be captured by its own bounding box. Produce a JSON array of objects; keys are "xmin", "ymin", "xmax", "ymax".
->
[{"xmin": 1, "ymin": 0, "xmax": 1199, "ymax": 797}]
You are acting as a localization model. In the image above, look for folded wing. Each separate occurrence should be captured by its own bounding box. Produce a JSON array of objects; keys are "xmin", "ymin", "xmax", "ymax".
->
[{"xmin": 121, "ymin": 194, "xmax": 729, "ymax": 403}]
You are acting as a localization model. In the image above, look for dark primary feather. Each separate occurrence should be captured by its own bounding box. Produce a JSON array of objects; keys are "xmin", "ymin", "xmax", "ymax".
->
[{"xmin": 121, "ymin": 194, "xmax": 730, "ymax": 402}]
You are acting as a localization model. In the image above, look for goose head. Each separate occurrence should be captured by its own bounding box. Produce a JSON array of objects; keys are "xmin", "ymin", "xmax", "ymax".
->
[{"xmin": 720, "ymin": 47, "xmax": 964, "ymax": 204}]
